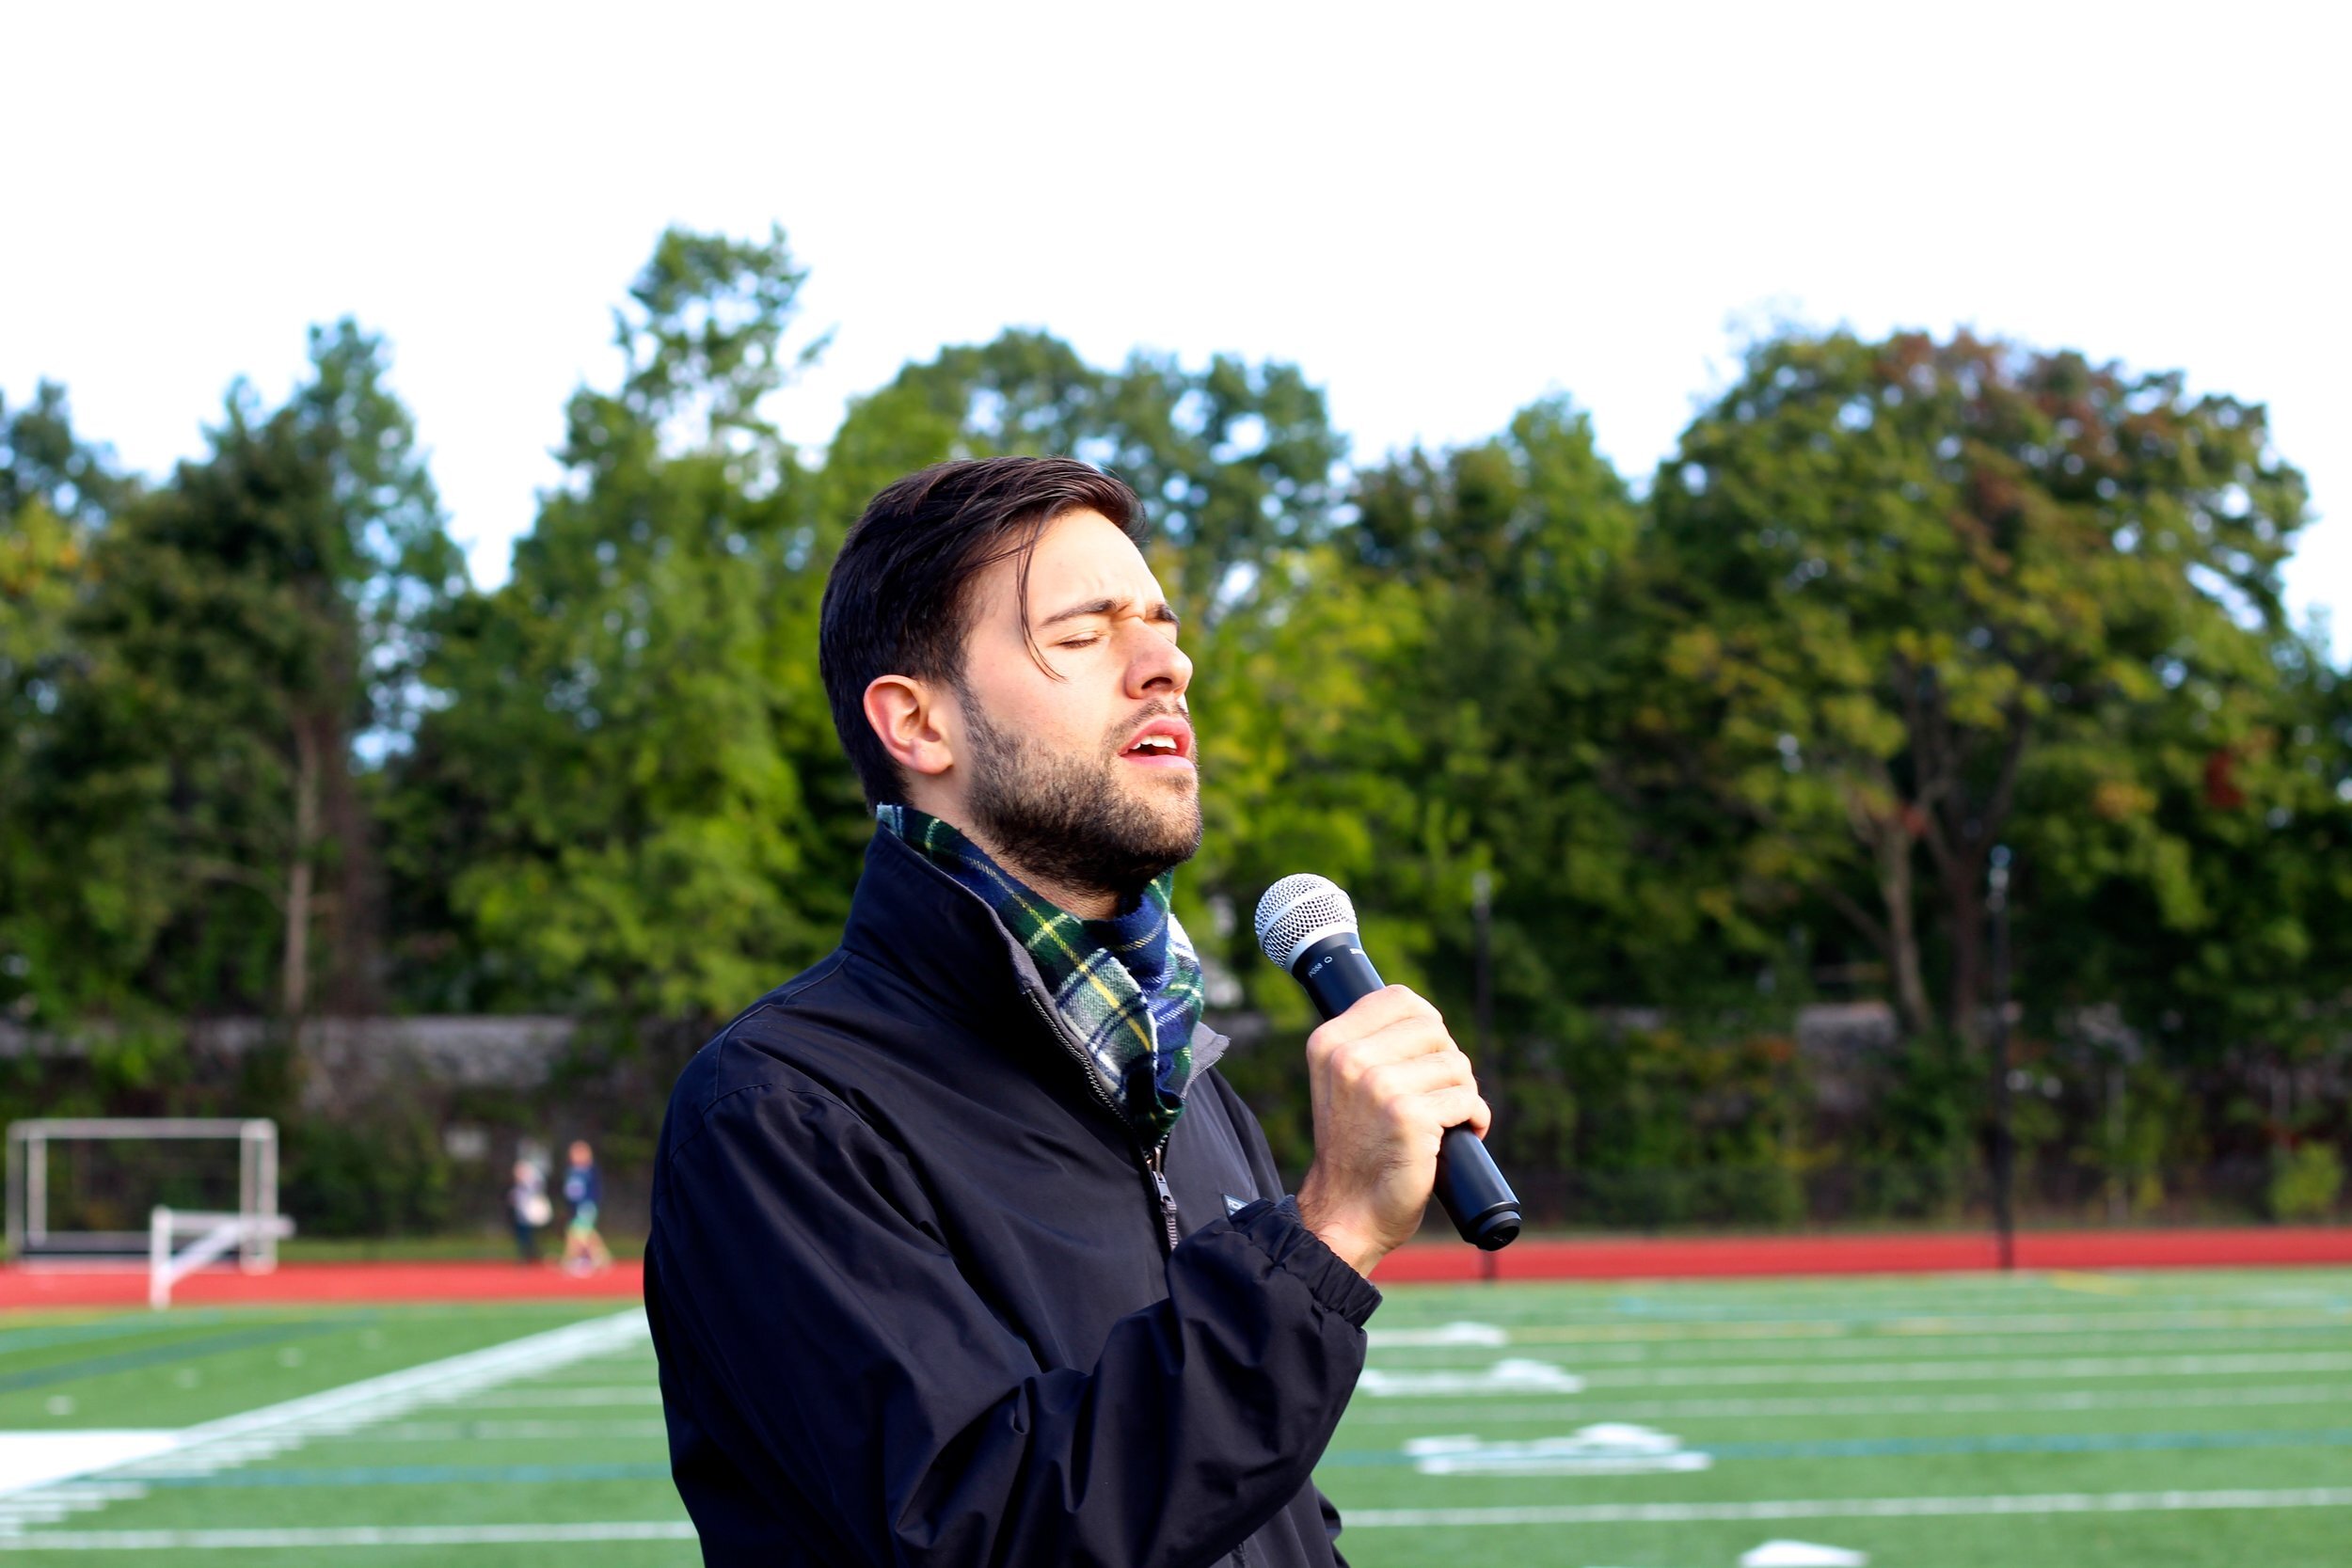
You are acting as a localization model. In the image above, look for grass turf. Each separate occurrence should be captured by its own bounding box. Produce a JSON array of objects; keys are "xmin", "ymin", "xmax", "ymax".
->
[{"xmin": 0, "ymin": 1268, "xmax": 2344, "ymax": 1565}]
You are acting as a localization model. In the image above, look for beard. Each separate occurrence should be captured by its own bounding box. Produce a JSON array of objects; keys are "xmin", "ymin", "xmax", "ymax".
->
[{"xmin": 958, "ymin": 693, "xmax": 1203, "ymax": 906}]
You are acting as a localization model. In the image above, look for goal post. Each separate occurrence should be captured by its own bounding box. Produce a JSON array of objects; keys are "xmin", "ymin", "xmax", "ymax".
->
[
  {"xmin": 6, "ymin": 1118, "xmax": 279, "ymax": 1267},
  {"xmin": 148, "ymin": 1207, "xmax": 296, "ymax": 1308}
]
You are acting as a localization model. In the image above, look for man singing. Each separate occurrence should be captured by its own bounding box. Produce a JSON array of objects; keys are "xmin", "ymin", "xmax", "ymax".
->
[{"xmin": 645, "ymin": 457, "xmax": 1489, "ymax": 1566}]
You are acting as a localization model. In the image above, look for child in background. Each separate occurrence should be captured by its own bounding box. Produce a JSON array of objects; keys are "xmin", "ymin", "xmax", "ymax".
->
[
  {"xmin": 509, "ymin": 1159, "xmax": 552, "ymax": 1264},
  {"xmin": 561, "ymin": 1139, "xmax": 612, "ymax": 1275}
]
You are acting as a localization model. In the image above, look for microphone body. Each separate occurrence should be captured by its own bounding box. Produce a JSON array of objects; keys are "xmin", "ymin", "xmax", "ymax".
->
[{"xmin": 1286, "ymin": 929, "xmax": 1523, "ymax": 1251}]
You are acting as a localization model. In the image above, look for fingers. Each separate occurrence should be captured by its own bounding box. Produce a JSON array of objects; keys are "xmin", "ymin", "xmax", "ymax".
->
[
  {"xmin": 1307, "ymin": 986, "xmax": 1458, "ymax": 1069},
  {"xmin": 1363, "ymin": 1049, "xmax": 1477, "ymax": 1102},
  {"xmin": 1438, "ymin": 1085, "xmax": 1494, "ymax": 1139},
  {"xmin": 1381, "ymin": 1074, "xmax": 1490, "ymax": 1146},
  {"xmin": 1349, "ymin": 1054, "xmax": 1488, "ymax": 1158},
  {"xmin": 1318, "ymin": 1031, "xmax": 1470, "ymax": 1123},
  {"xmin": 1313, "ymin": 984, "xmax": 1439, "ymax": 1047}
]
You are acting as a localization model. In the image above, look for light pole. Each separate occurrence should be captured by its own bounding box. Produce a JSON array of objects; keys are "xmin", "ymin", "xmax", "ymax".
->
[
  {"xmin": 1987, "ymin": 846, "xmax": 2016, "ymax": 1273},
  {"xmin": 1471, "ymin": 870, "xmax": 1495, "ymax": 1065}
]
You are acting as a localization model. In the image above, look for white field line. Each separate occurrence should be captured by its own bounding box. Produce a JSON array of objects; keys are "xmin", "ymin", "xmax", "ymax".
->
[
  {"xmin": 349, "ymin": 1418, "xmax": 671, "ymax": 1442},
  {"xmin": 1570, "ymin": 1349, "xmax": 2352, "ymax": 1389},
  {"xmin": 1342, "ymin": 1486, "xmax": 2352, "ymax": 1528},
  {"xmin": 1405, "ymin": 1428, "xmax": 1712, "ymax": 1477},
  {"xmin": 1359, "ymin": 1361, "xmax": 1584, "ymax": 1397},
  {"xmin": 0, "ymin": 1309, "xmax": 650, "ymax": 1538},
  {"xmin": 1366, "ymin": 1323, "xmax": 1510, "ymax": 1348},
  {"xmin": 1346, "ymin": 1380, "xmax": 2352, "ymax": 1424},
  {"xmin": 463, "ymin": 1386, "xmax": 665, "ymax": 1407},
  {"xmin": 0, "ymin": 1487, "xmax": 145, "ymax": 1533},
  {"xmin": 506, "ymin": 1366, "xmax": 660, "ymax": 1379}
]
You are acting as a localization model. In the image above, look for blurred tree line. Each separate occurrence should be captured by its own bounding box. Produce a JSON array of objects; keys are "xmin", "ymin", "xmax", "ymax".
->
[{"xmin": 5, "ymin": 227, "xmax": 2346, "ymax": 1230}]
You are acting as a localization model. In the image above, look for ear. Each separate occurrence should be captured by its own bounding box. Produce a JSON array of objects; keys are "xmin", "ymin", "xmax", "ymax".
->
[{"xmin": 862, "ymin": 674, "xmax": 956, "ymax": 780}]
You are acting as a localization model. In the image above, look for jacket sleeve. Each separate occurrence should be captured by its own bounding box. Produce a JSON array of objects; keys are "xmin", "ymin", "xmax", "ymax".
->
[{"xmin": 651, "ymin": 1074, "xmax": 1379, "ymax": 1568}]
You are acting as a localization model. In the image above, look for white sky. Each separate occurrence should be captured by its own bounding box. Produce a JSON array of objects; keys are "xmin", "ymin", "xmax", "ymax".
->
[{"xmin": 7, "ymin": 2, "xmax": 2346, "ymax": 656}]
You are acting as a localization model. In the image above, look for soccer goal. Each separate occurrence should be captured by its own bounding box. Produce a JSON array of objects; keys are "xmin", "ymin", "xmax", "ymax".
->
[
  {"xmin": 147, "ymin": 1205, "xmax": 295, "ymax": 1308},
  {"xmin": 5, "ymin": 1117, "xmax": 282, "ymax": 1271}
]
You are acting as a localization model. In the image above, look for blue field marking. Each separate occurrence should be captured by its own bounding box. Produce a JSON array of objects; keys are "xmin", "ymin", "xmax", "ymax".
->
[
  {"xmin": 1322, "ymin": 1426, "xmax": 2352, "ymax": 1467},
  {"xmin": 0, "ymin": 1313, "xmax": 242, "ymax": 1357},
  {"xmin": 0, "ymin": 1320, "xmax": 350, "ymax": 1394}
]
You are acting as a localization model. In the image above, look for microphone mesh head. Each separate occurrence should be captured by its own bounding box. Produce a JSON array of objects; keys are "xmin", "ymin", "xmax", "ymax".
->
[{"xmin": 1253, "ymin": 874, "xmax": 1359, "ymax": 973}]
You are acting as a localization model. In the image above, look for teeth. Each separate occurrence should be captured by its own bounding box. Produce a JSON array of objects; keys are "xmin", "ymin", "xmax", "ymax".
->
[{"xmin": 1131, "ymin": 736, "xmax": 1177, "ymax": 754}]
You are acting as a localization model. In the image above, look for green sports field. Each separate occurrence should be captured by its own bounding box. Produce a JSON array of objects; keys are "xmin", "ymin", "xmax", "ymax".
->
[{"xmin": 1, "ymin": 1269, "xmax": 2347, "ymax": 1566}]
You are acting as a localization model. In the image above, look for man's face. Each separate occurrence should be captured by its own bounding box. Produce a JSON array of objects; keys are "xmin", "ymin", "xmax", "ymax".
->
[{"xmin": 948, "ymin": 508, "xmax": 1200, "ymax": 902}]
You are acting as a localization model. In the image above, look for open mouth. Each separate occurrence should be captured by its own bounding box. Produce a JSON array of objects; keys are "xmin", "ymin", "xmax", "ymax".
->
[{"xmin": 1120, "ymin": 718, "xmax": 1194, "ymax": 766}]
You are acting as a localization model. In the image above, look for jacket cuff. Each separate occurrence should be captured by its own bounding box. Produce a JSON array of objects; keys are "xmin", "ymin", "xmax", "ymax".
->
[{"xmin": 1230, "ymin": 1196, "xmax": 1382, "ymax": 1330}]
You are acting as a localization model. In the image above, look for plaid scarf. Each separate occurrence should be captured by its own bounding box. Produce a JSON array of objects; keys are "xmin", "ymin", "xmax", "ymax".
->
[{"xmin": 876, "ymin": 804, "xmax": 1204, "ymax": 1148}]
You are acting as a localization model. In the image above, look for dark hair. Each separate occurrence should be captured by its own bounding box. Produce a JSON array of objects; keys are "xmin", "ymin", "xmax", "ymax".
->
[{"xmin": 818, "ymin": 456, "xmax": 1147, "ymax": 807}]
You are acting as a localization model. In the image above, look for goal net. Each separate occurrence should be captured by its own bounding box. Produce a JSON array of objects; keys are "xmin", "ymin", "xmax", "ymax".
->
[{"xmin": 6, "ymin": 1118, "xmax": 281, "ymax": 1271}]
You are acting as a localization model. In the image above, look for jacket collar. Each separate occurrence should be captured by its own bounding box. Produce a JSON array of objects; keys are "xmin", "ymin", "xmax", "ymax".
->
[
  {"xmin": 839, "ymin": 828, "xmax": 1232, "ymax": 1077},
  {"xmin": 840, "ymin": 829, "xmax": 1038, "ymax": 1029}
]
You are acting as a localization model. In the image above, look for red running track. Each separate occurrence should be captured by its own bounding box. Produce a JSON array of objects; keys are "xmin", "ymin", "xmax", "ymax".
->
[
  {"xmin": 1369, "ymin": 1226, "xmax": 2352, "ymax": 1283},
  {"xmin": 0, "ymin": 1260, "xmax": 644, "ymax": 1310},
  {"xmin": 4, "ymin": 1228, "xmax": 2348, "ymax": 1307}
]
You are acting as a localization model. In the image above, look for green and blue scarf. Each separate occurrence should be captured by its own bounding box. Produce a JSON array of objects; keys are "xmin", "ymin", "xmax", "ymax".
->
[{"xmin": 876, "ymin": 804, "xmax": 1205, "ymax": 1147}]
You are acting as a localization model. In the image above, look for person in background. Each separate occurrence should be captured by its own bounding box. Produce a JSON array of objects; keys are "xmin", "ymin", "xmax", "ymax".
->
[
  {"xmin": 508, "ymin": 1158, "xmax": 552, "ymax": 1264},
  {"xmin": 562, "ymin": 1139, "xmax": 612, "ymax": 1275}
]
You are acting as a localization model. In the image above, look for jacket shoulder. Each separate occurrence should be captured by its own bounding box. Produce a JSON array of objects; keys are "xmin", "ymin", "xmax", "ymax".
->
[{"xmin": 663, "ymin": 950, "xmax": 866, "ymax": 1129}]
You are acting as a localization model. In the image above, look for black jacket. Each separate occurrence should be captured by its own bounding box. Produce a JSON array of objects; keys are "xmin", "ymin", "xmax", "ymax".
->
[{"xmin": 645, "ymin": 830, "xmax": 1380, "ymax": 1567}]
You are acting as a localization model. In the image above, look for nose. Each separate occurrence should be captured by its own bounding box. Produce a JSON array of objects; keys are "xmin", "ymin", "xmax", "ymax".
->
[{"xmin": 1125, "ymin": 623, "xmax": 1191, "ymax": 701}]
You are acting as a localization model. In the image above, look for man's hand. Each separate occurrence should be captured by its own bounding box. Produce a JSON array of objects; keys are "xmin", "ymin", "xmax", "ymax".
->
[{"xmin": 1293, "ymin": 985, "xmax": 1491, "ymax": 1277}]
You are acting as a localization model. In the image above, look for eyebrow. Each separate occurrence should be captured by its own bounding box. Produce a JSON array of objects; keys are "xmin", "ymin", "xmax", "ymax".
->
[{"xmin": 1038, "ymin": 595, "xmax": 1181, "ymax": 630}]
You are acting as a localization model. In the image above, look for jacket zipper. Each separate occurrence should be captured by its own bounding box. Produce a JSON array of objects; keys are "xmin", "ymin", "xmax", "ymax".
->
[
  {"xmin": 1021, "ymin": 990, "xmax": 1182, "ymax": 1254},
  {"xmin": 1145, "ymin": 1144, "xmax": 1181, "ymax": 1253}
]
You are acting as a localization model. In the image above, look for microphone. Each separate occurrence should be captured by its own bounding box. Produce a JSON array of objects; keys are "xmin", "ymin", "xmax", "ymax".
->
[{"xmin": 1253, "ymin": 875, "xmax": 1522, "ymax": 1251}]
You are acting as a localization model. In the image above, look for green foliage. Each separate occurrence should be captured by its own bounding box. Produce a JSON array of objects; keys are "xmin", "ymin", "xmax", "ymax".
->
[
  {"xmin": 2024, "ymin": 654, "xmax": 2352, "ymax": 1082},
  {"xmin": 821, "ymin": 328, "xmax": 1345, "ymax": 614},
  {"xmin": 1346, "ymin": 399, "xmax": 1744, "ymax": 1013},
  {"xmin": 2266, "ymin": 1142, "xmax": 2345, "ymax": 1223},
  {"xmin": 1641, "ymin": 329, "xmax": 2312, "ymax": 1051},
  {"xmin": 1843, "ymin": 1034, "xmax": 1983, "ymax": 1217},
  {"xmin": 1, "ymin": 386, "xmax": 125, "ymax": 1021},
  {"xmin": 390, "ymin": 228, "xmax": 849, "ymax": 1021},
  {"xmin": 7, "ymin": 325, "xmax": 460, "ymax": 1025},
  {"xmin": 0, "ymin": 380, "xmax": 132, "ymax": 525},
  {"xmin": 1556, "ymin": 1019, "xmax": 1809, "ymax": 1227},
  {"xmin": 282, "ymin": 1113, "xmax": 455, "ymax": 1237},
  {"xmin": 9, "ymin": 243, "xmax": 2351, "ymax": 1229}
]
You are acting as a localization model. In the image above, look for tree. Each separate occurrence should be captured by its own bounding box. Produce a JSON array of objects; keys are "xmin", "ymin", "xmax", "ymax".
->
[
  {"xmin": 818, "ymin": 329, "xmax": 1345, "ymax": 616},
  {"xmin": 394, "ymin": 228, "xmax": 847, "ymax": 1021},
  {"xmin": 15, "ymin": 325, "xmax": 459, "ymax": 1025},
  {"xmin": 1641, "ymin": 328, "xmax": 2309, "ymax": 1050},
  {"xmin": 1344, "ymin": 400, "xmax": 1807, "ymax": 1187},
  {"xmin": 1348, "ymin": 398, "xmax": 1675, "ymax": 1006},
  {"xmin": 2019, "ymin": 628, "xmax": 2352, "ymax": 1180},
  {"xmin": 0, "ymin": 383, "xmax": 130, "ymax": 1020}
]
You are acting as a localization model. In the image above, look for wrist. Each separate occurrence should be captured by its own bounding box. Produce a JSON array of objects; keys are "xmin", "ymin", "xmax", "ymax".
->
[{"xmin": 1295, "ymin": 1174, "xmax": 1387, "ymax": 1279}]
